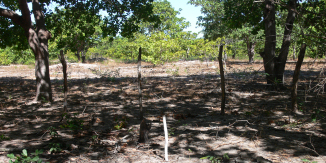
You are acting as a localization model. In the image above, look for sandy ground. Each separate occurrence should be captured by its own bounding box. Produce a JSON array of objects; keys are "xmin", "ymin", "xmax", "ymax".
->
[{"xmin": 0, "ymin": 59, "xmax": 325, "ymax": 163}]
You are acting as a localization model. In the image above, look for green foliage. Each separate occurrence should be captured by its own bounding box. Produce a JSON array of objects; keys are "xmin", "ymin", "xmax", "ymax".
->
[
  {"xmin": 49, "ymin": 143, "xmax": 62, "ymax": 154},
  {"xmin": 302, "ymin": 158, "xmax": 318, "ymax": 163},
  {"xmin": 48, "ymin": 126, "xmax": 59, "ymax": 139},
  {"xmin": 7, "ymin": 149, "xmax": 46, "ymax": 163},
  {"xmin": 114, "ymin": 116, "xmax": 128, "ymax": 130},
  {"xmin": 311, "ymin": 108, "xmax": 324, "ymax": 122},
  {"xmin": 60, "ymin": 113, "xmax": 84, "ymax": 132},
  {"xmin": 200, "ymin": 153, "xmax": 229, "ymax": 163},
  {"xmin": 0, "ymin": 134, "xmax": 10, "ymax": 141}
]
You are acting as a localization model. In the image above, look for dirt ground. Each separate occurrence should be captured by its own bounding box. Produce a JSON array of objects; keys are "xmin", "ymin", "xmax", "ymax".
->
[{"xmin": 0, "ymin": 58, "xmax": 326, "ymax": 163}]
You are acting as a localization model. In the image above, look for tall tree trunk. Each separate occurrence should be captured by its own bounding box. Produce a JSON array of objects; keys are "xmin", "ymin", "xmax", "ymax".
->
[
  {"xmin": 263, "ymin": 0, "xmax": 277, "ymax": 85},
  {"xmin": 275, "ymin": 0, "xmax": 297, "ymax": 87}
]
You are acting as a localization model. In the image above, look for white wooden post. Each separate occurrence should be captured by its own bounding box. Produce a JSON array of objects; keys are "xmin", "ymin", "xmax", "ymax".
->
[{"xmin": 163, "ymin": 115, "xmax": 169, "ymax": 161}]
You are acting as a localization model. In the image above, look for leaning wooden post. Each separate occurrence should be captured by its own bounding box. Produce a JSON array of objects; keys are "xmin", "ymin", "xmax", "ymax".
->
[
  {"xmin": 291, "ymin": 43, "xmax": 306, "ymax": 113},
  {"xmin": 218, "ymin": 45, "xmax": 226, "ymax": 115},
  {"xmin": 59, "ymin": 50, "xmax": 68, "ymax": 117},
  {"xmin": 138, "ymin": 47, "xmax": 144, "ymax": 120}
]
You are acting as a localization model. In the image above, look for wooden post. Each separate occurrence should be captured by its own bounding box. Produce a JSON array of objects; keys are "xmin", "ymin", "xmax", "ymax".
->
[
  {"xmin": 163, "ymin": 115, "xmax": 169, "ymax": 161},
  {"xmin": 59, "ymin": 50, "xmax": 68, "ymax": 117},
  {"xmin": 291, "ymin": 43, "xmax": 306, "ymax": 113},
  {"xmin": 138, "ymin": 47, "xmax": 144, "ymax": 120},
  {"xmin": 218, "ymin": 45, "xmax": 226, "ymax": 115}
]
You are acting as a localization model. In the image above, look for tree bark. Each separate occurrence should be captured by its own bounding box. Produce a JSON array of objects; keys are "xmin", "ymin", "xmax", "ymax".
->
[
  {"xmin": 293, "ymin": 42, "xmax": 296, "ymax": 60},
  {"xmin": 0, "ymin": 0, "xmax": 53, "ymax": 102},
  {"xmin": 275, "ymin": 0, "xmax": 297, "ymax": 87},
  {"xmin": 291, "ymin": 43, "xmax": 306, "ymax": 113},
  {"xmin": 31, "ymin": 0, "xmax": 53, "ymax": 101},
  {"xmin": 218, "ymin": 45, "xmax": 226, "ymax": 115},
  {"xmin": 75, "ymin": 51, "xmax": 81, "ymax": 62},
  {"xmin": 263, "ymin": 0, "xmax": 277, "ymax": 85},
  {"xmin": 247, "ymin": 42, "xmax": 256, "ymax": 64}
]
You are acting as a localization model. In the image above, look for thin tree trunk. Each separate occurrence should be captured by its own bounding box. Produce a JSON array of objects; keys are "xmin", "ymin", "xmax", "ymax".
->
[
  {"xmin": 138, "ymin": 47, "xmax": 143, "ymax": 120},
  {"xmin": 291, "ymin": 43, "xmax": 306, "ymax": 113},
  {"xmin": 275, "ymin": 0, "xmax": 297, "ymax": 87},
  {"xmin": 75, "ymin": 51, "xmax": 81, "ymax": 62},
  {"xmin": 218, "ymin": 45, "xmax": 226, "ymax": 115},
  {"xmin": 59, "ymin": 50, "xmax": 68, "ymax": 113},
  {"xmin": 263, "ymin": 0, "xmax": 277, "ymax": 85},
  {"xmin": 248, "ymin": 42, "xmax": 256, "ymax": 64}
]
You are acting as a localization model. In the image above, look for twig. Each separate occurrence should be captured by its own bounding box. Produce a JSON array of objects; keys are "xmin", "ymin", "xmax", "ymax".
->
[{"xmin": 82, "ymin": 106, "xmax": 87, "ymax": 115}]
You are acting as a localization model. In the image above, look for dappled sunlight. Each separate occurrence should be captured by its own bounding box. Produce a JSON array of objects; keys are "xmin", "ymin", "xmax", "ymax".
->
[{"xmin": 0, "ymin": 61, "xmax": 325, "ymax": 162}]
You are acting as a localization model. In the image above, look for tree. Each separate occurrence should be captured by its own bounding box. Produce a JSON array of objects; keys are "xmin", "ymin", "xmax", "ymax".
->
[
  {"xmin": 189, "ymin": 0, "xmax": 229, "ymax": 40},
  {"xmin": 138, "ymin": 0, "xmax": 190, "ymax": 37},
  {"xmin": 46, "ymin": 7, "xmax": 102, "ymax": 62},
  {"xmin": 191, "ymin": 0, "xmax": 298, "ymax": 88},
  {"xmin": 0, "ymin": 0, "xmax": 158, "ymax": 101}
]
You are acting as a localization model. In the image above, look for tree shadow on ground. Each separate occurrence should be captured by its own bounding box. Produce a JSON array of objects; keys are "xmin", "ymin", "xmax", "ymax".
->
[{"xmin": 0, "ymin": 67, "xmax": 325, "ymax": 162}]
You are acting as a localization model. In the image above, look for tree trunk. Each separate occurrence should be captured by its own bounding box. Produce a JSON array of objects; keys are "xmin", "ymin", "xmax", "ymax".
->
[
  {"xmin": 247, "ymin": 42, "xmax": 256, "ymax": 64},
  {"xmin": 0, "ymin": 0, "xmax": 52, "ymax": 101},
  {"xmin": 275, "ymin": 0, "xmax": 297, "ymax": 87},
  {"xmin": 29, "ymin": 0, "xmax": 52, "ymax": 101},
  {"xmin": 75, "ymin": 51, "xmax": 81, "ymax": 62},
  {"xmin": 291, "ymin": 43, "xmax": 306, "ymax": 113},
  {"xmin": 293, "ymin": 42, "xmax": 296, "ymax": 60},
  {"xmin": 81, "ymin": 51, "xmax": 86, "ymax": 63},
  {"xmin": 0, "ymin": 0, "xmax": 52, "ymax": 102},
  {"xmin": 263, "ymin": 0, "xmax": 277, "ymax": 85}
]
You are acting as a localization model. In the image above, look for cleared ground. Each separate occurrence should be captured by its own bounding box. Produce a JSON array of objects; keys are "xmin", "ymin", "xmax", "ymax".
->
[{"xmin": 0, "ymin": 59, "xmax": 325, "ymax": 162}]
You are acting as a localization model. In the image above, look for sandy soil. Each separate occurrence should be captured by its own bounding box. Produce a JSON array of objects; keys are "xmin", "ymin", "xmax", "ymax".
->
[{"xmin": 0, "ymin": 59, "xmax": 325, "ymax": 163}]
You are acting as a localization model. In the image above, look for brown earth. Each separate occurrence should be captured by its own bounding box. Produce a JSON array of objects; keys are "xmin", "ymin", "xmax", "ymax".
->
[{"xmin": 0, "ymin": 59, "xmax": 325, "ymax": 163}]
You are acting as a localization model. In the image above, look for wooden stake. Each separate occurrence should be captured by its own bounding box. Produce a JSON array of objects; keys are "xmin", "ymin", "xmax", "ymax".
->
[
  {"xmin": 138, "ymin": 47, "xmax": 143, "ymax": 120},
  {"xmin": 59, "ymin": 50, "xmax": 68, "ymax": 121},
  {"xmin": 163, "ymin": 115, "xmax": 169, "ymax": 161},
  {"xmin": 218, "ymin": 45, "xmax": 226, "ymax": 115},
  {"xmin": 291, "ymin": 43, "xmax": 306, "ymax": 113}
]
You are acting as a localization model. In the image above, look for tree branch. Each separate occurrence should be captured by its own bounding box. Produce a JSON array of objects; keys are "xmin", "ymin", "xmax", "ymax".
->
[
  {"xmin": 19, "ymin": 0, "xmax": 32, "ymax": 27},
  {"xmin": 0, "ymin": 8, "xmax": 24, "ymax": 26}
]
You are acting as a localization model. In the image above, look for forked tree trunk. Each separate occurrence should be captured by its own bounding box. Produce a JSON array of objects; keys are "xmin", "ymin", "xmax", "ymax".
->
[
  {"xmin": 263, "ymin": 0, "xmax": 296, "ymax": 88},
  {"xmin": 1, "ymin": 0, "xmax": 52, "ymax": 102},
  {"xmin": 30, "ymin": 0, "xmax": 52, "ymax": 101}
]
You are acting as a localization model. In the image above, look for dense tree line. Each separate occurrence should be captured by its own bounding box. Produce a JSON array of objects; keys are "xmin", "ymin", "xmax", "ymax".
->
[{"xmin": 1, "ymin": 0, "xmax": 326, "ymax": 100}]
